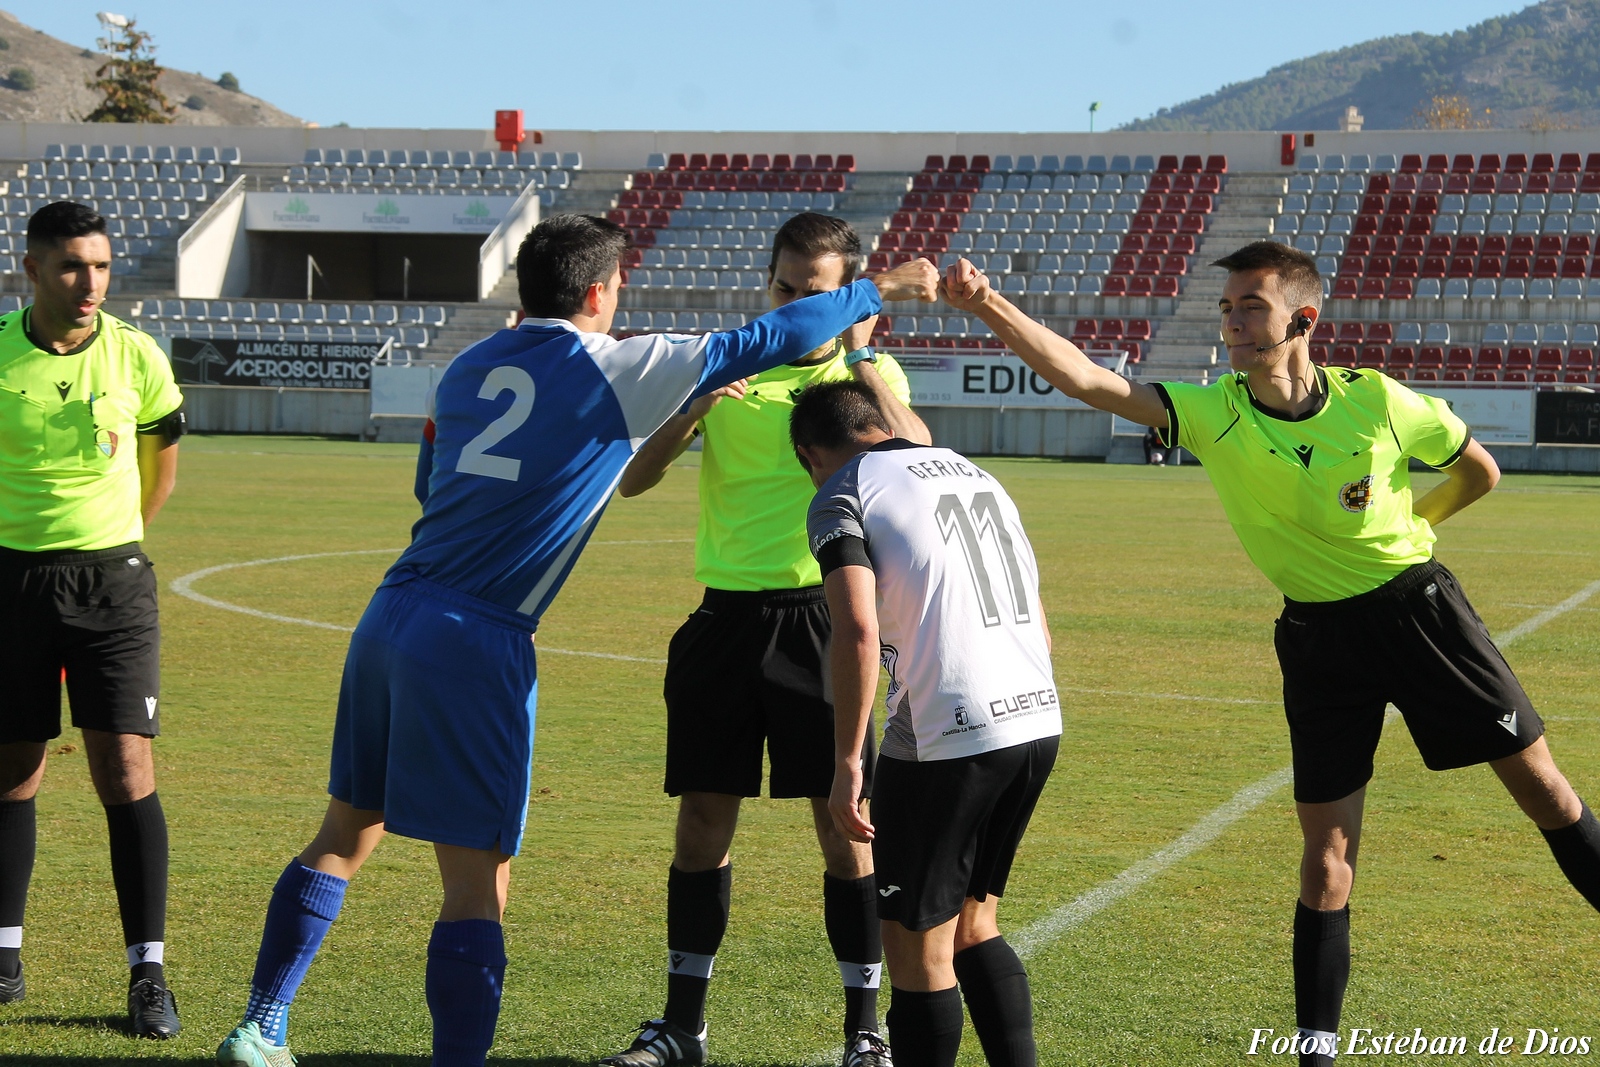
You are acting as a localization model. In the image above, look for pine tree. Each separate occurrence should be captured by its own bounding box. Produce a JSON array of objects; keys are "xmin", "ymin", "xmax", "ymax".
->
[{"xmin": 82, "ymin": 18, "xmax": 175, "ymax": 124}]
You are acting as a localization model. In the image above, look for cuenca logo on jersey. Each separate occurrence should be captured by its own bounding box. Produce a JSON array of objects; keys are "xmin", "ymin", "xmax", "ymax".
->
[
  {"xmin": 988, "ymin": 687, "xmax": 1058, "ymax": 721},
  {"xmin": 1339, "ymin": 474, "xmax": 1375, "ymax": 513}
]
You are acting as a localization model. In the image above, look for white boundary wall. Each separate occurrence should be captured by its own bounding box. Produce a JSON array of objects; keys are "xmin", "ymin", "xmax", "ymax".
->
[{"xmin": 174, "ymin": 175, "xmax": 249, "ymax": 299}]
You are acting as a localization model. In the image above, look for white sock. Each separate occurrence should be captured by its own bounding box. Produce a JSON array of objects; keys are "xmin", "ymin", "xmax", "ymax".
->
[{"xmin": 127, "ymin": 941, "xmax": 164, "ymax": 968}]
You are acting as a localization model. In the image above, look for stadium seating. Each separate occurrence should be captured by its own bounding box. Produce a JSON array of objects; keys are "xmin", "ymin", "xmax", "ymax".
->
[
  {"xmin": 279, "ymin": 148, "xmax": 570, "ymax": 202},
  {"xmin": 133, "ymin": 298, "xmax": 445, "ymax": 352},
  {"xmin": 1303, "ymin": 313, "xmax": 1595, "ymax": 382}
]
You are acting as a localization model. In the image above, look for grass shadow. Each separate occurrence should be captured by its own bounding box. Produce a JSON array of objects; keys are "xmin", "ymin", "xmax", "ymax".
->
[{"xmin": 0, "ymin": 1058, "xmax": 594, "ymax": 1067}]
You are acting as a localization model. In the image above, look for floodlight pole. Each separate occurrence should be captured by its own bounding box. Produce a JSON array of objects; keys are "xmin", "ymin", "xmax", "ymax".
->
[
  {"xmin": 403, "ymin": 256, "xmax": 411, "ymax": 301},
  {"xmin": 1089, "ymin": 101, "xmax": 1101, "ymax": 133}
]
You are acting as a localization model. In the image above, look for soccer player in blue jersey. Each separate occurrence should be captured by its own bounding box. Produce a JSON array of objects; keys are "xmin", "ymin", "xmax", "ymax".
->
[{"xmin": 214, "ymin": 214, "xmax": 939, "ymax": 1067}]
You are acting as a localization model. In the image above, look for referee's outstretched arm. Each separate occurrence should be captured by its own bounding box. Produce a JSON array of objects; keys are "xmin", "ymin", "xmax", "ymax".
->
[{"xmin": 941, "ymin": 258, "xmax": 1169, "ymax": 428}]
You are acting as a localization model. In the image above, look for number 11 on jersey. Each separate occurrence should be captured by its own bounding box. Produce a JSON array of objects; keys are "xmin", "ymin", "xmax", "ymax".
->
[{"xmin": 935, "ymin": 492, "xmax": 1031, "ymax": 628}]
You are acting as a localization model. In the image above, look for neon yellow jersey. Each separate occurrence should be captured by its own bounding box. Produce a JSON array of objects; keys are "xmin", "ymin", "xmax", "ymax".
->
[
  {"xmin": 0, "ymin": 308, "xmax": 184, "ymax": 551},
  {"xmin": 1155, "ymin": 367, "xmax": 1468, "ymax": 602},
  {"xmin": 696, "ymin": 344, "xmax": 912, "ymax": 591}
]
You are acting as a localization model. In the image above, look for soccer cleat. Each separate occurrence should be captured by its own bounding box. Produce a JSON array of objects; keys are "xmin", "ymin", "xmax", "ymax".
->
[
  {"xmin": 217, "ymin": 1021, "xmax": 298, "ymax": 1066},
  {"xmin": 598, "ymin": 1018, "xmax": 707, "ymax": 1067},
  {"xmin": 128, "ymin": 977, "xmax": 181, "ymax": 1038},
  {"xmin": 842, "ymin": 1030, "xmax": 893, "ymax": 1067},
  {"xmin": 0, "ymin": 965, "xmax": 21, "ymax": 1004}
]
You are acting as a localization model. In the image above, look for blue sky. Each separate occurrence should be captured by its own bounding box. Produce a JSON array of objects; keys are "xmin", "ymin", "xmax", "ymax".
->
[{"xmin": 18, "ymin": 1, "xmax": 1528, "ymax": 131}]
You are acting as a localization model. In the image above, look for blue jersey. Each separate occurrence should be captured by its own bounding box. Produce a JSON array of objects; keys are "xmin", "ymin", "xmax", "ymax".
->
[{"xmin": 389, "ymin": 278, "xmax": 883, "ymax": 620}]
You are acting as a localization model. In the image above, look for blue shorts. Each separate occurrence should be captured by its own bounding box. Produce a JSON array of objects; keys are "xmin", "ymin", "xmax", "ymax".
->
[{"xmin": 328, "ymin": 577, "xmax": 539, "ymax": 854}]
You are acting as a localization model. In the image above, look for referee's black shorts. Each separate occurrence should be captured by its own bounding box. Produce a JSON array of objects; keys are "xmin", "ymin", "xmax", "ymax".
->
[
  {"xmin": 664, "ymin": 585, "xmax": 875, "ymax": 800},
  {"xmin": 0, "ymin": 543, "xmax": 163, "ymax": 743},
  {"xmin": 1275, "ymin": 558, "xmax": 1542, "ymax": 804}
]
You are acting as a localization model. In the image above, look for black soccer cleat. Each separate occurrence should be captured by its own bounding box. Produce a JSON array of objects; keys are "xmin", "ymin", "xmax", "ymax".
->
[
  {"xmin": 599, "ymin": 1018, "xmax": 707, "ymax": 1067},
  {"xmin": 128, "ymin": 977, "xmax": 181, "ymax": 1038},
  {"xmin": 0, "ymin": 965, "xmax": 22, "ymax": 1004}
]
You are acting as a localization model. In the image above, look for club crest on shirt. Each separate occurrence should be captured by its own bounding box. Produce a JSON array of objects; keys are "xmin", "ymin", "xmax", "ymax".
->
[
  {"xmin": 1338, "ymin": 474, "xmax": 1374, "ymax": 512},
  {"xmin": 95, "ymin": 428, "xmax": 118, "ymax": 458}
]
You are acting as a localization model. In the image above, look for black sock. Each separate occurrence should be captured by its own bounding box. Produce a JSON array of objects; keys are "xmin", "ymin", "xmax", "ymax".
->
[
  {"xmin": 105, "ymin": 792, "xmax": 168, "ymax": 986},
  {"xmin": 0, "ymin": 798, "xmax": 35, "ymax": 980},
  {"xmin": 886, "ymin": 986, "xmax": 963, "ymax": 1067},
  {"xmin": 1293, "ymin": 902, "xmax": 1350, "ymax": 1067},
  {"xmin": 663, "ymin": 863, "xmax": 730, "ymax": 1031},
  {"xmin": 824, "ymin": 873, "xmax": 882, "ymax": 1037},
  {"xmin": 1541, "ymin": 802, "xmax": 1600, "ymax": 911},
  {"xmin": 953, "ymin": 936, "xmax": 1035, "ymax": 1067}
]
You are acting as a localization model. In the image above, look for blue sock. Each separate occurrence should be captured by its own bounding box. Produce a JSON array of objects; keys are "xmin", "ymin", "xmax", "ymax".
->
[
  {"xmin": 241, "ymin": 860, "xmax": 348, "ymax": 1045},
  {"xmin": 425, "ymin": 920, "xmax": 507, "ymax": 1067}
]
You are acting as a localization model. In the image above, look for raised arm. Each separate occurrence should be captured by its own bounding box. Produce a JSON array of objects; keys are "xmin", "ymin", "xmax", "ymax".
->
[
  {"xmin": 838, "ymin": 318, "xmax": 931, "ymax": 445},
  {"xmin": 697, "ymin": 259, "xmax": 940, "ymax": 394},
  {"xmin": 824, "ymin": 563, "xmax": 880, "ymax": 844},
  {"xmin": 940, "ymin": 259, "xmax": 1170, "ymax": 428}
]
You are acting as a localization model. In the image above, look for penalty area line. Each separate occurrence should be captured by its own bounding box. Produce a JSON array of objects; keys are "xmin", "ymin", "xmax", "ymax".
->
[{"xmin": 1012, "ymin": 578, "xmax": 1600, "ymax": 961}]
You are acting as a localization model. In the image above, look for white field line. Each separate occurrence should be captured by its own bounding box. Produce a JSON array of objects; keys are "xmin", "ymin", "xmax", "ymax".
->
[
  {"xmin": 167, "ymin": 548, "xmax": 674, "ymax": 664},
  {"xmin": 1012, "ymin": 578, "xmax": 1600, "ymax": 960}
]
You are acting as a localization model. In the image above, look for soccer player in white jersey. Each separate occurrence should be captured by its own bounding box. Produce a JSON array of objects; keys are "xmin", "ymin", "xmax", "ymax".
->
[
  {"xmin": 213, "ymin": 215, "xmax": 939, "ymax": 1067},
  {"xmin": 793, "ymin": 381, "xmax": 1061, "ymax": 1067}
]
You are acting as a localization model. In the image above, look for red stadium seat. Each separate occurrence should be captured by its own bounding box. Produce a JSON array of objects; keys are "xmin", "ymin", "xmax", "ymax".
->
[
  {"xmin": 1358, "ymin": 278, "xmax": 1386, "ymax": 299},
  {"xmin": 1394, "ymin": 257, "xmax": 1419, "ymax": 278},
  {"xmin": 1506, "ymin": 256, "xmax": 1531, "ymax": 279},
  {"xmin": 1100, "ymin": 319, "xmax": 1125, "ymax": 338},
  {"xmin": 1157, "ymin": 155, "xmax": 1180, "ymax": 172},
  {"xmin": 910, "ymin": 174, "xmax": 933, "ymax": 192},
  {"xmin": 1367, "ymin": 323, "xmax": 1394, "ymax": 344},
  {"xmin": 1361, "ymin": 194, "xmax": 1385, "ymax": 215},
  {"xmin": 1527, "ymin": 173, "xmax": 1552, "ymax": 194},
  {"xmin": 708, "ymin": 153, "xmax": 729, "ymax": 171},
  {"xmin": 1358, "ymin": 345, "xmax": 1386, "ymax": 369},
  {"xmin": 1421, "ymin": 154, "xmax": 1445, "ymax": 172},
  {"xmin": 666, "ymin": 153, "xmax": 688, "ymax": 171},
  {"xmin": 1448, "ymin": 256, "xmax": 1476, "ymax": 277},
  {"xmin": 1386, "ymin": 279, "xmax": 1414, "ymax": 299},
  {"xmin": 1189, "ymin": 194, "xmax": 1215, "ymax": 213},
  {"xmin": 1461, "ymin": 346, "xmax": 1490, "ymax": 369},
  {"xmin": 1379, "ymin": 217, "xmax": 1405, "ymax": 236},
  {"xmin": 923, "ymin": 155, "xmax": 943, "ymax": 173},
  {"xmin": 1205, "ymin": 155, "xmax": 1228, "ymax": 173},
  {"xmin": 1558, "ymin": 153, "xmax": 1582, "ymax": 172},
  {"xmin": 1122, "ymin": 234, "xmax": 1147, "ymax": 252},
  {"xmin": 1421, "ymin": 256, "xmax": 1447, "ymax": 278},
  {"xmin": 1532, "ymin": 153, "xmax": 1555, "ymax": 173},
  {"xmin": 969, "ymin": 155, "xmax": 991, "ymax": 173},
  {"xmin": 1103, "ymin": 276, "xmax": 1128, "ymax": 296},
  {"xmin": 1127, "ymin": 319, "xmax": 1153, "ymax": 340},
  {"xmin": 1181, "ymin": 155, "xmax": 1203, "ymax": 173},
  {"xmin": 1479, "ymin": 154, "xmax": 1502, "ymax": 173},
  {"xmin": 1313, "ymin": 321, "xmax": 1337, "ymax": 343},
  {"xmin": 1498, "ymin": 174, "xmax": 1524, "ymax": 193},
  {"xmin": 1154, "ymin": 213, "xmax": 1179, "ymax": 233},
  {"xmin": 1112, "ymin": 254, "xmax": 1137, "ymax": 274},
  {"xmin": 1476, "ymin": 348, "xmax": 1503, "ymax": 370},
  {"xmin": 1172, "ymin": 235, "xmax": 1197, "ymax": 254},
  {"xmin": 1473, "ymin": 370, "xmax": 1499, "ymax": 382},
  {"xmin": 1445, "ymin": 174, "xmax": 1471, "ymax": 194},
  {"xmin": 1172, "ymin": 174, "xmax": 1197, "ymax": 194},
  {"xmin": 1504, "ymin": 369, "xmax": 1529, "ymax": 383},
  {"xmin": 1197, "ymin": 174, "xmax": 1222, "ymax": 194},
  {"xmin": 1426, "ymin": 235, "xmax": 1453, "ymax": 255},
  {"xmin": 1507, "ymin": 348, "xmax": 1534, "ymax": 372},
  {"xmin": 1536, "ymin": 348, "xmax": 1564, "ymax": 371},
  {"xmin": 792, "ymin": 154, "xmax": 814, "ymax": 172},
  {"xmin": 749, "ymin": 154, "xmax": 771, "ymax": 171},
  {"xmin": 687, "ymin": 153, "xmax": 709, "ymax": 170},
  {"xmin": 1161, "ymin": 255, "xmax": 1188, "ymax": 275},
  {"xmin": 772, "ymin": 153, "xmax": 793, "ymax": 171},
  {"xmin": 1562, "ymin": 256, "xmax": 1589, "ymax": 278},
  {"xmin": 1570, "ymin": 348, "xmax": 1597, "ymax": 371},
  {"xmin": 835, "ymin": 154, "xmax": 856, "ymax": 172},
  {"xmin": 1534, "ymin": 256, "xmax": 1559, "ymax": 278},
  {"xmin": 1072, "ymin": 319, "xmax": 1098, "ymax": 340},
  {"xmin": 1479, "ymin": 256, "xmax": 1504, "ymax": 277},
  {"xmin": 878, "ymin": 233, "xmax": 901, "ymax": 251},
  {"xmin": 946, "ymin": 154, "xmax": 967, "ymax": 173},
  {"xmin": 1180, "ymin": 214, "xmax": 1205, "ymax": 234},
  {"xmin": 1310, "ymin": 344, "xmax": 1330, "ymax": 363},
  {"xmin": 1148, "ymin": 174, "xmax": 1172, "ymax": 192},
  {"xmin": 1572, "ymin": 235, "xmax": 1595, "ymax": 255},
  {"xmin": 605, "ymin": 209, "xmax": 627, "ymax": 225},
  {"xmin": 1388, "ymin": 346, "xmax": 1416, "ymax": 370},
  {"xmin": 1331, "ymin": 345, "xmax": 1358, "ymax": 367},
  {"xmin": 1332, "ymin": 278, "xmax": 1359, "ymax": 299},
  {"xmin": 1414, "ymin": 194, "xmax": 1439, "ymax": 215},
  {"xmin": 1584, "ymin": 174, "xmax": 1600, "ymax": 193},
  {"xmin": 1486, "ymin": 235, "xmax": 1509, "ymax": 254},
  {"xmin": 1154, "ymin": 276, "xmax": 1180, "ymax": 297},
  {"xmin": 1136, "ymin": 254, "xmax": 1161, "ymax": 275},
  {"xmin": 1505, "ymin": 153, "xmax": 1529, "ymax": 173},
  {"xmin": 1417, "ymin": 346, "xmax": 1445, "ymax": 370},
  {"xmin": 1471, "ymin": 173, "xmax": 1497, "ymax": 193},
  {"xmin": 1367, "ymin": 174, "xmax": 1392, "ymax": 194},
  {"xmin": 1367, "ymin": 256, "xmax": 1393, "ymax": 278},
  {"xmin": 1163, "ymin": 194, "xmax": 1189, "ymax": 213},
  {"xmin": 901, "ymin": 233, "xmax": 925, "ymax": 251},
  {"xmin": 813, "ymin": 154, "xmax": 834, "ymax": 172},
  {"xmin": 1131, "ymin": 214, "xmax": 1154, "ymax": 234},
  {"xmin": 1399, "ymin": 154, "xmax": 1423, "ymax": 173},
  {"xmin": 1450, "ymin": 154, "xmax": 1475, "ymax": 173},
  {"xmin": 1140, "ymin": 193, "xmax": 1164, "ymax": 213},
  {"xmin": 1348, "ymin": 236, "xmax": 1374, "ymax": 254},
  {"xmin": 1556, "ymin": 173, "xmax": 1581, "ymax": 193}
]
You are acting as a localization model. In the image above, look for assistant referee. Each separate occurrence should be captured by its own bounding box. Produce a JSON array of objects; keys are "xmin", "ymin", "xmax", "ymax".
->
[
  {"xmin": 0, "ymin": 202, "xmax": 186, "ymax": 1037},
  {"xmin": 940, "ymin": 241, "xmax": 1600, "ymax": 1067}
]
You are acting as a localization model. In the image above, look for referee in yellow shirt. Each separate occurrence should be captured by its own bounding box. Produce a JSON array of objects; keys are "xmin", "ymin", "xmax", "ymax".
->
[
  {"xmin": 941, "ymin": 241, "xmax": 1600, "ymax": 1067},
  {"xmin": 603, "ymin": 214, "xmax": 930, "ymax": 1067},
  {"xmin": 0, "ymin": 202, "xmax": 186, "ymax": 1037}
]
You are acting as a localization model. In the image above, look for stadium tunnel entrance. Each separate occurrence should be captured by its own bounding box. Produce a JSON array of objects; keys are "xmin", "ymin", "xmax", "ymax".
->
[{"xmin": 247, "ymin": 232, "xmax": 480, "ymax": 302}]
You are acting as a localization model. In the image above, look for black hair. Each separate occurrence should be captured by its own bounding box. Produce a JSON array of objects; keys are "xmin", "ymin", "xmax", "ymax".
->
[
  {"xmin": 789, "ymin": 380, "xmax": 891, "ymax": 472},
  {"xmin": 1211, "ymin": 240, "xmax": 1323, "ymax": 311},
  {"xmin": 26, "ymin": 200, "xmax": 108, "ymax": 254},
  {"xmin": 515, "ymin": 213, "xmax": 630, "ymax": 318},
  {"xmin": 768, "ymin": 212, "xmax": 861, "ymax": 282}
]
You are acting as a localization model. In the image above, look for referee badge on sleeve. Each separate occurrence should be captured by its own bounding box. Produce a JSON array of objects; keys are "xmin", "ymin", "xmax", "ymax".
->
[
  {"xmin": 1338, "ymin": 474, "xmax": 1374, "ymax": 512},
  {"xmin": 95, "ymin": 429, "xmax": 119, "ymax": 458}
]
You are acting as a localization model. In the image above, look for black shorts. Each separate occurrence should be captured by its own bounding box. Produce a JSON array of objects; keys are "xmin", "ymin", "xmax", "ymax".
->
[
  {"xmin": 1276, "ymin": 559, "xmax": 1543, "ymax": 804},
  {"xmin": 664, "ymin": 585, "xmax": 875, "ymax": 799},
  {"xmin": 871, "ymin": 735, "xmax": 1059, "ymax": 932},
  {"xmin": 0, "ymin": 543, "xmax": 162, "ymax": 743}
]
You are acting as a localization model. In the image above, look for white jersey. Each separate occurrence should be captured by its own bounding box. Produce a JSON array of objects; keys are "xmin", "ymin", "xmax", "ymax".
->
[{"xmin": 807, "ymin": 441, "xmax": 1061, "ymax": 762}]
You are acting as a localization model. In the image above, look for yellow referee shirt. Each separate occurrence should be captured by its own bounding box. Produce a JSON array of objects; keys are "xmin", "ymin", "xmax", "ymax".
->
[
  {"xmin": 1154, "ymin": 367, "xmax": 1468, "ymax": 602},
  {"xmin": 695, "ymin": 344, "xmax": 912, "ymax": 591},
  {"xmin": 0, "ymin": 308, "xmax": 184, "ymax": 551}
]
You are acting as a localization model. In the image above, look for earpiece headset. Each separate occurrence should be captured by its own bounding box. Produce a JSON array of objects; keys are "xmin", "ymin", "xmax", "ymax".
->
[{"xmin": 1256, "ymin": 313, "xmax": 1314, "ymax": 353}]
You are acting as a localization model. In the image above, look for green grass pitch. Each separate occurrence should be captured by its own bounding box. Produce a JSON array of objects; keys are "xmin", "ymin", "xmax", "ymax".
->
[{"xmin": 2, "ymin": 436, "xmax": 1597, "ymax": 1066}]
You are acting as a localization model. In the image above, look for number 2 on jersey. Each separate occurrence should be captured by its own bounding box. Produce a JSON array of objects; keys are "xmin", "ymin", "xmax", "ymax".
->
[
  {"xmin": 457, "ymin": 366, "xmax": 536, "ymax": 481},
  {"xmin": 935, "ymin": 492, "xmax": 1031, "ymax": 627}
]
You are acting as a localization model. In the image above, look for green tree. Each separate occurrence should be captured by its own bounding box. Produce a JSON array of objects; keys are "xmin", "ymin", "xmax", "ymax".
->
[
  {"xmin": 217, "ymin": 71, "xmax": 239, "ymax": 92},
  {"xmin": 83, "ymin": 18, "xmax": 174, "ymax": 124}
]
